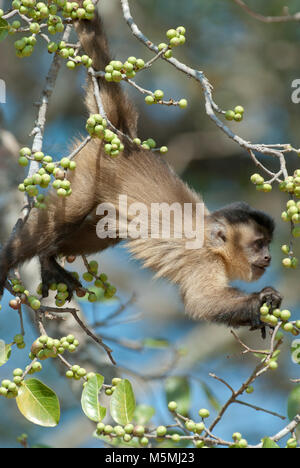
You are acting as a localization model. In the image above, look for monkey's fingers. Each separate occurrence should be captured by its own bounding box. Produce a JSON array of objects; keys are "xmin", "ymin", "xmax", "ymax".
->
[
  {"xmin": 40, "ymin": 257, "xmax": 82, "ymax": 301},
  {"xmin": 260, "ymin": 287, "xmax": 283, "ymax": 310},
  {"xmin": 272, "ymin": 292, "xmax": 283, "ymax": 309}
]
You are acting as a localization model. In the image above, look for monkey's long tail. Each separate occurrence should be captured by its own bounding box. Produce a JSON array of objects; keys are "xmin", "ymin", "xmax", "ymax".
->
[{"xmin": 75, "ymin": 4, "xmax": 138, "ymax": 138}]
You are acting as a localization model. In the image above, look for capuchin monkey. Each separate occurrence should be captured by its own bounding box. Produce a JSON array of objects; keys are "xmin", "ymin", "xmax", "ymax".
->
[{"xmin": 0, "ymin": 2, "xmax": 282, "ymax": 333}]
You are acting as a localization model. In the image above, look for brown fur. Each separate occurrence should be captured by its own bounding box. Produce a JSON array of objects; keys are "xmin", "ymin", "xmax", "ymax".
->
[{"xmin": 0, "ymin": 5, "xmax": 282, "ymax": 330}]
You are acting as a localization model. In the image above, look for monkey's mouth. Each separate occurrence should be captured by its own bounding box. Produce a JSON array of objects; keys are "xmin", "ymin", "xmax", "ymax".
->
[{"xmin": 252, "ymin": 264, "xmax": 266, "ymax": 275}]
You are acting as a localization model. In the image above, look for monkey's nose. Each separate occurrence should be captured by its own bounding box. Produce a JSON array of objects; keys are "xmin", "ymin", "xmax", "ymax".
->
[{"xmin": 264, "ymin": 255, "xmax": 271, "ymax": 265}]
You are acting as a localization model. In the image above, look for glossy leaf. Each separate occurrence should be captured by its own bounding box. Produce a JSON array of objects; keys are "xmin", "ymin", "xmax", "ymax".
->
[
  {"xmin": 16, "ymin": 379, "xmax": 60, "ymax": 427},
  {"xmin": 81, "ymin": 374, "xmax": 106, "ymax": 422},
  {"xmin": 110, "ymin": 379, "xmax": 136, "ymax": 425}
]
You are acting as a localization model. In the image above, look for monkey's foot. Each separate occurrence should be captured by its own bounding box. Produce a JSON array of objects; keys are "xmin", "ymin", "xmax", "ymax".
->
[{"xmin": 40, "ymin": 256, "xmax": 82, "ymax": 301}]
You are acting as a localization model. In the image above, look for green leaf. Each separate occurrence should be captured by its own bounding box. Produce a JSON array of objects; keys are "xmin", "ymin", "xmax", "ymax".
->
[
  {"xmin": 110, "ymin": 379, "xmax": 136, "ymax": 425},
  {"xmin": 81, "ymin": 374, "xmax": 106, "ymax": 422},
  {"xmin": 0, "ymin": 340, "xmax": 11, "ymax": 367},
  {"xmin": 134, "ymin": 404, "xmax": 155, "ymax": 425},
  {"xmin": 142, "ymin": 337, "xmax": 170, "ymax": 348},
  {"xmin": 262, "ymin": 437, "xmax": 280, "ymax": 448},
  {"xmin": 0, "ymin": 18, "xmax": 9, "ymax": 42},
  {"xmin": 287, "ymin": 386, "xmax": 300, "ymax": 421},
  {"xmin": 165, "ymin": 376, "xmax": 191, "ymax": 416},
  {"xmin": 16, "ymin": 379, "xmax": 60, "ymax": 427}
]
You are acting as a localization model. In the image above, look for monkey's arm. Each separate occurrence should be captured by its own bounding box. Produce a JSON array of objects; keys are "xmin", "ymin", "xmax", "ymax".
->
[{"xmin": 183, "ymin": 285, "xmax": 282, "ymax": 329}]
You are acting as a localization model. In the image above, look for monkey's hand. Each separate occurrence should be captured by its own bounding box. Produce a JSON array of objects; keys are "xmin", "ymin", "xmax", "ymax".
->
[
  {"xmin": 258, "ymin": 286, "xmax": 283, "ymax": 310},
  {"xmin": 250, "ymin": 286, "xmax": 283, "ymax": 338},
  {"xmin": 187, "ymin": 285, "xmax": 283, "ymax": 339}
]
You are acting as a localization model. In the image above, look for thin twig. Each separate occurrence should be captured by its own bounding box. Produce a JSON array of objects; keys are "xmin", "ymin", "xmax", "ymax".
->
[
  {"xmin": 234, "ymin": 399, "xmax": 286, "ymax": 420},
  {"xmin": 233, "ymin": 0, "xmax": 300, "ymax": 23},
  {"xmin": 70, "ymin": 308, "xmax": 116, "ymax": 365}
]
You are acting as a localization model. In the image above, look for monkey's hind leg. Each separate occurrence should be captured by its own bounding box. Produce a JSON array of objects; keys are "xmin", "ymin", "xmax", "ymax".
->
[{"xmin": 40, "ymin": 256, "xmax": 82, "ymax": 300}]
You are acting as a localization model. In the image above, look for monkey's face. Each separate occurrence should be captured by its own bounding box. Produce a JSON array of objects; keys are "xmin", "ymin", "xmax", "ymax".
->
[
  {"xmin": 239, "ymin": 224, "xmax": 272, "ymax": 282},
  {"xmin": 249, "ymin": 240, "xmax": 271, "ymax": 280},
  {"xmin": 209, "ymin": 220, "xmax": 272, "ymax": 282},
  {"xmin": 209, "ymin": 209, "xmax": 274, "ymax": 283}
]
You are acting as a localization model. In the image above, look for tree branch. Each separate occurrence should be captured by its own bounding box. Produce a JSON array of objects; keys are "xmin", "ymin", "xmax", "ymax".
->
[{"xmin": 233, "ymin": 0, "xmax": 300, "ymax": 24}]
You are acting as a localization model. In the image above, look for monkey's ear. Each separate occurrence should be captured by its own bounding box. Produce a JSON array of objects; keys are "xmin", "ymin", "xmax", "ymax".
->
[{"xmin": 210, "ymin": 222, "xmax": 227, "ymax": 247}]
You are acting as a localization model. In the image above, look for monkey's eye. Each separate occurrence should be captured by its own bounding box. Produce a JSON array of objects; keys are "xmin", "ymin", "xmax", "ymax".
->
[{"xmin": 254, "ymin": 239, "xmax": 265, "ymax": 250}]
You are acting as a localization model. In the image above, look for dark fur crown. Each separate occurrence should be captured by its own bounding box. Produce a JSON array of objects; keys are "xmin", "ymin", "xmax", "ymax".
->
[{"xmin": 212, "ymin": 202, "xmax": 275, "ymax": 237}]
